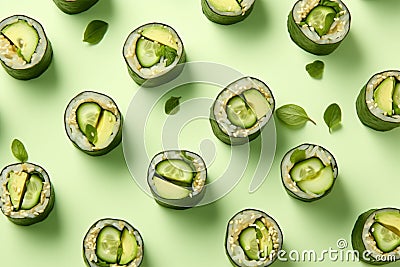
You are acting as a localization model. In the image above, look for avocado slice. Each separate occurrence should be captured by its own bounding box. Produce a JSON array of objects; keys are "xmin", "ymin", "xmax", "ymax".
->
[
  {"xmin": 371, "ymin": 223, "xmax": 400, "ymax": 253},
  {"xmin": 375, "ymin": 210, "xmax": 400, "ymax": 236},
  {"xmin": 374, "ymin": 77, "xmax": 395, "ymax": 116},
  {"xmin": 7, "ymin": 171, "xmax": 29, "ymax": 211},
  {"xmin": 153, "ymin": 176, "xmax": 190, "ymax": 199},
  {"xmin": 305, "ymin": 6, "xmax": 336, "ymax": 36},
  {"xmin": 393, "ymin": 83, "xmax": 400, "ymax": 115},
  {"xmin": 94, "ymin": 110, "xmax": 116, "ymax": 148},
  {"xmin": 1, "ymin": 20, "xmax": 39, "ymax": 62},
  {"xmin": 119, "ymin": 228, "xmax": 138, "ymax": 265},
  {"xmin": 243, "ymin": 89, "xmax": 271, "ymax": 120},
  {"xmin": 207, "ymin": 0, "xmax": 241, "ymax": 13},
  {"xmin": 255, "ymin": 220, "xmax": 272, "ymax": 258},
  {"xmin": 141, "ymin": 25, "xmax": 178, "ymax": 50}
]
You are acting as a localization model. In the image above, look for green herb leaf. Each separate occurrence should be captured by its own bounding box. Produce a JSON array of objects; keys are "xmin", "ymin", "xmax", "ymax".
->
[
  {"xmin": 85, "ymin": 124, "xmax": 98, "ymax": 144},
  {"xmin": 156, "ymin": 45, "xmax": 177, "ymax": 67},
  {"xmin": 290, "ymin": 149, "xmax": 306, "ymax": 163},
  {"xmin": 324, "ymin": 103, "xmax": 342, "ymax": 133},
  {"xmin": 83, "ymin": 20, "xmax": 108, "ymax": 44},
  {"xmin": 320, "ymin": 0, "xmax": 341, "ymax": 13},
  {"xmin": 276, "ymin": 104, "xmax": 316, "ymax": 126},
  {"xmin": 306, "ymin": 60, "xmax": 324, "ymax": 79},
  {"xmin": 165, "ymin": 96, "xmax": 181, "ymax": 115},
  {"xmin": 11, "ymin": 139, "xmax": 28, "ymax": 162}
]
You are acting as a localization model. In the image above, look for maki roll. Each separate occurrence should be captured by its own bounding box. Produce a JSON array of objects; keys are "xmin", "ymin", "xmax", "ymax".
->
[
  {"xmin": 123, "ymin": 23, "xmax": 185, "ymax": 87},
  {"xmin": 210, "ymin": 77, "xmax": 275, "ymax": 146},
  {"xmin": 287, "ymin": 0, "xmax": 350, "ymax": 55},
  {"xmin": 352, "ymin": 208, "xmax": 400, "ymax": 265},
  {"xmin": 356, "ymin": 70, "xmax": 400, "ymax": 131},
  {"xmin": 225, "ymin": 209, "xmax": 283, "ymax": 267},
  {"xmin": 281, "ymin": 143, "xmax": 338, "ymax": 202},
  {"xmin": 147, "ymin": 150, "xmax": 207, "ymax": 209},
  {"xmin": 83, "ymin": 218, "xmax": 144, "ymax": 267},
  {"xmin": 0, "ymin": 162, "xmax": 55, "ymax": 226},
  {"xmin": 0, "ymin": 15, "xmax": 52, "ymax": 80},
  {"xmin": 64, "ymin": 91, "xmax": 123, "ymax": 156},
  {"xmin": 53, "ymin": 0, "xmax": 99, "ymax": 14},
  {"xmin": 201, "ymin": 0, "xmax": 256, "ymax": 25}
]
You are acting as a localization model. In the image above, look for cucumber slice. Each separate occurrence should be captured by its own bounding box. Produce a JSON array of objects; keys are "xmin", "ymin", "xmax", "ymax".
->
[
  {"xmin": 141, "ymin": 25, "xmax": 178, "ymax": 50},
  {"xmin": 255, "ymin": 220, "xmax": 272, "ymax": 258},
  {"xmin": 94, "ymin": 110, "xmax": 117, "ymax": 148},
  {"xmin": 153, "ymin": 176, "xmax": 190, "ymax": 199},
  {"xmin": 207, "ymin": 0, "xmax": 241, "ymax": 13},
  {"xmin": 374, "ymin": 77, "xmax": 395, "ymax": 116},
  {"xmin": 297, "ymin": 165, "xmax": 334, "ymax": 194},
  {"xmin": 239, "ymin": 227, "xmax": 259, "ymax": 260},
  {"xmin": 155, "ymin": 159, "xmax": 194, "ymax": 185},
  {"xmin": 135, "ymin": 38, "xmax": 161, "ymax": 68},
  {"xmin": 226, "ymin": 96, "xmax": 257, "ymax": 129},
  {"xmin": 305, "ymin": 6, "xmax": 336, "ymax": 36},
  {"xmin": 371, "ymin": 223, "xmax": 400, "ymax": 253},
  {"xmin": 96, "ymin": 226, "xmax": 122, "ymax": 264},
  {"xmin": 243, "ymin": 89, "xmax": 270, "ymax": 120},
  {"xmin": 119, "ymin": 228, "xmax": 138, "ymax": 265},
  {"xmin": 393, "ymin": 83, "xmax": 400, "ymax": 115},
  {"xmin": 289, "ymin": 157, "xmax": 324, "ymax": 182},
  {"xmin": 76, "ymin": 102, "xmax": 101, "ymax": 135},
  {"xmin": 1, "ymin": 20, "xmax": 39, "ymax": 62},
  {"xmin": 21, "ymin": 174, "xmax": 43, "ymax": 210},
  {"xmin": 7, "ymin": 171, "xmax": 29, "ymax": 211}
]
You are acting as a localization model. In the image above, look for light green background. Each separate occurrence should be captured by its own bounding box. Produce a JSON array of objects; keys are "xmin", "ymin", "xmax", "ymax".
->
[{"xmin": 1, "ymin": 0, "xmax": 400, "ymax": 266}]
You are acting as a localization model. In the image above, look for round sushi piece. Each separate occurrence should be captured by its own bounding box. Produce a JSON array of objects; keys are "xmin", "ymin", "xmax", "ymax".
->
[
  {"xmin": 201, "ymin": 0, "xmax": 256, "ymax": 25},
  {"xmin": 147, "ymin": 150, "xmax": 207, "ymax": 209},
  {"xmin": 83, "ymin": 218, "xmax": 144, "ymax": 267},
  {"xmin": 0, "ymin": 15, "xmax": 53, "ymax": 80},
  {"xmin": 0, "ymin": 162, "xmax": 55, "ymax": 226},
  {"xmin": 281, "ymin": 143, "xmax": 338, "ymax": 202},
  {"xmin": 123, "ymin": 22, "xmax": 186, "ymax": 87},
  {"xmin": 287, "ymin": 0, "xmax": 350, "ymax": 55},
  {"xmin": 225, "ymin": 209, "xmax": 283, "ymax": 267},
  {"xmin": 352, "ymin": 208, "xmax": 400, "ymax": 265},
  {"xmin": 53, "ymin": 0, "xmax": 99, "ymax": 14},
  {"xmin": 210, "ymin": 76, "xmax": 275, "ymax": 146},
  {"xmin": 356, "ymin": 70, "xmax": 400, "ymax": 131},
  {"xmin": 64, "ymin": 91, "xmax": 123, "ymax": 156}
]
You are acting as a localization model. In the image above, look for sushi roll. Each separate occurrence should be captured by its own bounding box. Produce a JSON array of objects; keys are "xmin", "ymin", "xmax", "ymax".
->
[
  {"xmin": 53, "ymin": 0, "xmax": 99, "ymax": 14},
  {"xmin": 281, "ymin": 143, "xmax": 338, "ymax": 202},
  {"xmin": 123, "ymin": 22, "xmax": 185, "ymax": 87},
  {"xmin": 0, "ymin": 15, "xmax": 53, "ymax": 80},
  {"xmin": 83, "ymin": 218, "xmax": 144, "ymax": 267},
  {"xmin": 225, "ymin": 209, "xmax": 283, "ymax": 267},
  {"xmin": 147, "ymin": 150, "xmax": 207, "ymax": 209},
  {"xmin": 352, "ymin": 208, "xmax": 400, "ymax": 265},
  {"xmin": 64, "ymin": 91, "xmax": 123, "ymax": 156},
  {"xmin": 201, "ymin": 0, "xmax": 256, "ymax": 25},
  {"xmin": 210, "ymin": 77, "xmax": 275, "ymax": 146},
  {"xmin": 0, "ymin": 162, "xmax": 55, "ymax": 226},
  {"xmin": 287, "ymin": 0, "xmax": 350, "ymax": 55},
  {"xmin": 356, "ymin": 70, "xmax": 400, "ymax": 131}
]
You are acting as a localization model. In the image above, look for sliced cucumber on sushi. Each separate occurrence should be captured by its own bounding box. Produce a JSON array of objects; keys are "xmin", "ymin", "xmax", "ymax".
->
[
  {"xmin": 83, "ymin": 218, "xmax": 144, "ymax": 267},
  {"xmin": 0, "ymin": 163, "xmax": 55, "ymax": 226},
  {"xmin": 123, "ymin": 23, "xmax": 185, "ymax": 87},
  {"xmin": 356, "ymin": 70, "xmax": 400, "ymax": 131},
  {"xmin": 201, "ymin": 0, "xmax": 256, "ymax": 25},
  {"xmin": 281, "ymin": 143, "xmax": 338, "ymax": 202},
  {"xmin": 210, "ymin": 77, "xmax": 275, "ymax": 145},
  {"xmin": 352, "ymin": 208, "xmax": 400, "ymax": 264},
  {"xmin": 64, "ymin": 91, "xmax": 123, "ymax": 156},
  {"xmin": 287, "ymin": 0, "xmax": 351, "ymax": 55},
  {"xmin": 53, "ymin": 0, "xmax": 99, "ymax": 14},
  {"xmin": 0, "ymin": 15, "xmax": 52, "ymax": 80},
  {"xmin": 147, "ymin": 150, "xmax": 207, "ymax": 209},
  {"xmin": 225, "ymin": 209, "xmax": 283, "ymax": 267}
]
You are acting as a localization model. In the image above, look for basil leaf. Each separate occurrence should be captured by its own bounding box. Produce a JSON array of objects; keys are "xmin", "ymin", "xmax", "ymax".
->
[
  {"xmin": 165, "ymin": 96, "xmax": 181, "ymax": 115},
  {"xmin": 306, "ymin": 60, "xmax": 324, "ymax": 79},
  {"xmin": 290, "ymin": 149, "xmax": 306, "ymax": 164},
  {"xmin": 320, "ymin": 0, "xmax": 341, "ymax": 13},
  {"xmin": 83, "ymin": 20, "xmax": 108, "ymax": 44},
  {"xmin": 85, "ymin": 124, "xmax": 98, "ymax": 144},
  {"xmin": 276, "ymin": 104, "xmax": 316, "ymax": 126},
  {"xmin": 156, "ymin": 45, "xmax": 177, "ymax": 67},
  {"xmin": 11, "ymin": 139, "xmax": 28, "ymax": 162},
  {"xmin": 324, "ymin": 103, "xmax": 342, "ymax": 133}
]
